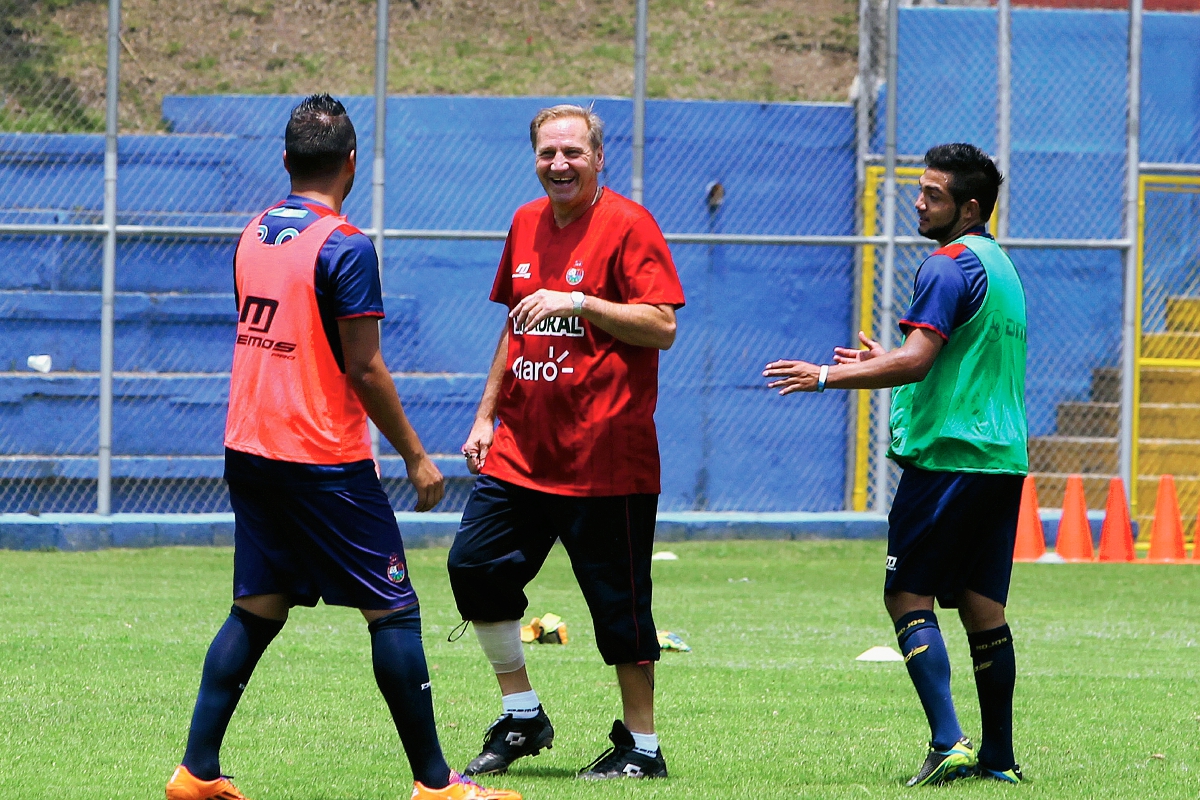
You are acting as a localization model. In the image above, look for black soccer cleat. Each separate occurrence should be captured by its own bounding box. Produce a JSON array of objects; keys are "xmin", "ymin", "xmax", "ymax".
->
[
  {"xmin": 462, "ymin": 706, "xmax": 555, "ymax": 776},
  {"xmin": 577, "ymin": 720, "xmax": 668, "ymax": 780},
  {"xmin": 905, "ymin": 737, "xmax": 977, "ymax": 787}
]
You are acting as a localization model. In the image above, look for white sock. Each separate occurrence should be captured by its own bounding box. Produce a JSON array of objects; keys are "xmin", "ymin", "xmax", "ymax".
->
[
  {"xmin": 502, "ymin": 689, "xmax": 541, "ymax": 719},
  {"xmin": 630, "ymin": 730, "xmax": 659, "ymax": 757}
]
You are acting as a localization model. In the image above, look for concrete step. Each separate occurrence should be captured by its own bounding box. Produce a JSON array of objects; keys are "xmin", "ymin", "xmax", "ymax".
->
[
  {"xmin": 1056, "ymin": 402, "xmax": 1200, "ymax": 439},
  {"xmin": 1091, "ymin": 366, "xmax": 1200, "ymax": 404},
  {"xmin": 1056, "ymin": 402, "xmax": 1117, "ymax": 438},
  {"xmin": 1142, "ymin": 332, "xmax": 1200, "ymax": 360},
  {"xmin": 1029, "ymin": 436, "xmax": 1200, "ymax": 476},
  {"xmin": 1166, "ymin": 297, "xmax": 1200, "ymax": 333},
  {"xmin": 1032, "ymin": 472, "xmax": 1200, "ymax": 539}
]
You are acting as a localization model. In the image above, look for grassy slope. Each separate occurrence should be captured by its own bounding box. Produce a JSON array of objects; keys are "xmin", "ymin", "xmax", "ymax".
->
[
  {"xmin": 2, "ymin": 0, "xmax": 858, "ymax": 132},
  {"xmin": 2, "ymin": 540, "xmax": 1199, "ymax": 799}
]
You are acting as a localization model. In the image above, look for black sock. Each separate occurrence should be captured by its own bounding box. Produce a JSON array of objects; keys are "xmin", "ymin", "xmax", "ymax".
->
[
  {"xmin": 969, "ymin": 624, "xmax": 1017, "ymax": 771},
  {"xmin": 894, "ymin": 610, "xmax": 964, "ymax": 751},
  {"xmin": 182, "ymin": 605, "xmax": 284, "ymax": 781},
  {"xmin": 369, "ymin": 605, "xmax": 452, "ymax": 789}
]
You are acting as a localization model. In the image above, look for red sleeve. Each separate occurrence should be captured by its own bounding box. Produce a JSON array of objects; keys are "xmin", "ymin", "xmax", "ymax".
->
[
  {"xmin": 615, "ymin": 214, "xmax": 686, "ymax": 308},
  {"xmin": 489, "ymin": 227, "xmax": 516, "ymax": 307}
]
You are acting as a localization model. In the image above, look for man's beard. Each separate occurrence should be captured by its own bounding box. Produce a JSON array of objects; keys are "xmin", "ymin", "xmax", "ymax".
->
[{"xmin": 921, "ymin": 203, "xmax": 962, "ymax": 242}]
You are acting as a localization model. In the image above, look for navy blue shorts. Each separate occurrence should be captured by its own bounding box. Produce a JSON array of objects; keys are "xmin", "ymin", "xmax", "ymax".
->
[
  {"xmin": 885, "ymin": 466, "xmax": 1024, "ymax": 608},
  {"xmin": 447, "ymin": 475, "xmax": 660, "ymax": 666},
  {"xmin": 228, "ymin": 469, "xmax": 417, "ymax": 611}
]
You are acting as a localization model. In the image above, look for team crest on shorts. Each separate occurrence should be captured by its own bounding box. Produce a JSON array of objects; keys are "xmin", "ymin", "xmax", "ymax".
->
[
  {"xmin": 566, "ymin": 263, "xmax": 584, "ymax": 285},
  {"xmin": 387, "ymin": 554, "xmax": 407, "ymax": 584}
]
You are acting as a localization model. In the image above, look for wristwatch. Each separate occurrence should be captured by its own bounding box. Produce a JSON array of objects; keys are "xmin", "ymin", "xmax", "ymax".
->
[{"xmin": 570, "ymin": 291, "xmax": 586, "ymax": 316}]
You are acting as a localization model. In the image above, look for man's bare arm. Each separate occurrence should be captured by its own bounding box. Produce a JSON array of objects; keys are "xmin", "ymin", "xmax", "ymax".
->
[
  {"xmin": 763, "ymin": 328, "xmax": 945, "ymax": 394},
  {"xmin": 339, "ymin": 316, "xmax": 444, "ymax": 510}
]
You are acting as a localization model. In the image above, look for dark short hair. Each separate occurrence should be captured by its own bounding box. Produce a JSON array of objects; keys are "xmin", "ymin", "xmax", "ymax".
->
[
  {"xmin": 923, "ymin": 143, "xmax": 1004, "ymax": 222},
  {"xmin": 284, "ymin": 94, "xmax": 356, "ymax": 181}
]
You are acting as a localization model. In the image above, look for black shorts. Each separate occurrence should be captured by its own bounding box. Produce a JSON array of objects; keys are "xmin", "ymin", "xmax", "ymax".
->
[
  {"xmin": 447, "ymin": 475, "xmax": 660, "ymax": 666},
  {"xmin": 229, "ymin": 470, "xmax": 417, "ymax": 611},
  {"xmin": 885, "ymin": 466, "xmax": 1024, "ymax": 608}
]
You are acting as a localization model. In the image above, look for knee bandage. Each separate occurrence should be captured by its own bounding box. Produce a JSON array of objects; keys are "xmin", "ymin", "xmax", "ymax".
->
[{"xmin": 473, "ymin": 619, "xmax": 525, "ymax": 674}]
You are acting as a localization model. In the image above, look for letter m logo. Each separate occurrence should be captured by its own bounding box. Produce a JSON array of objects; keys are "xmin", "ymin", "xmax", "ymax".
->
[{"xmin": 240, "ymin": 296, "xmax": 279, "ymax": 333}]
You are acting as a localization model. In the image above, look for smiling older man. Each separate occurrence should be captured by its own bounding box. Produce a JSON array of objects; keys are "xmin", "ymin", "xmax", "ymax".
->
[{"xmin": 446, "ymin": 104, "xmax": 685, "ymax": 781}]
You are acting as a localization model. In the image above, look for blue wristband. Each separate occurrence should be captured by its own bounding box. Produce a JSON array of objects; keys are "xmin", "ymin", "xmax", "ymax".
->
[{"xmin": 816, "ymin": 364, "xmax": 829, "ymax": 393}]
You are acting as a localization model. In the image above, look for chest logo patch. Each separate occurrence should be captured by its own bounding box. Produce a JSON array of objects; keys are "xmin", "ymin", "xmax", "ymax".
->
[
  {"xmin": 513, "ymin": 263, "xmax": 532, "ymax": 279},
  {"xmin": 565, "ymin": 263, "xmax": 584, "ymax": 285}
]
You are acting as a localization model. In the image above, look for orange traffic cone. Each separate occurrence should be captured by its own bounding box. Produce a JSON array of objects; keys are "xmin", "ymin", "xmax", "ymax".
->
[
  {"xmin": 1147, "ymin": 474, "xmax": 1187, "ymax": 563},
  {"xmin": 1013, "ymin": 476, "xmax": 1045, "ymax": 562},
  {"xmin": 1098, "ymin": 477, "xmax": 1135, "ymax": 562},
  {"xmin": 1055, "ymin": 474, "xmax": 1094, "ymax": 562}
]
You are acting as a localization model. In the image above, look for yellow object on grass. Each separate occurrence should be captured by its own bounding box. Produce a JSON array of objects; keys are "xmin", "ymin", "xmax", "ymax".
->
[
  {"xmin": 657, "ymin": 630, "xmax": 690, "ymax": 652},
  {"xmin": 521, "ymin": 613, "xmax": 569, "ymax": 644}
]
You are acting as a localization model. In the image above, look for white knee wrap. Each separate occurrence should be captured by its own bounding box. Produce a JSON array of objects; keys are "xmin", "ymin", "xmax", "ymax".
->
[{"xmin": 473, "ymin": 619, "xmax": 525, "ymax": 674}]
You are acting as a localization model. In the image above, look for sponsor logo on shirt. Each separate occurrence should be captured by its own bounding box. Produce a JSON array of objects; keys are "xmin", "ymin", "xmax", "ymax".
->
[
  {"xmin": 512, "ymin": 346, "xmax": 574, "ymax": 382},
  {"xmin": 240, "ymin": 296, "xmax": 279, "ymax": 332},
  {"xmin": 513, "ymin": 316, "xmax": 584, "ymax": 337},
  {"xmin": 236, "ymin": 295, "xmax": 297, "ymax": 358},
  {"xmin": 984, "ymin": 309, "xmax": 1026, "ymax": 343},
  {"xmin": 513, "ymin": 262, "xmax": 532, "ymax": 279}
]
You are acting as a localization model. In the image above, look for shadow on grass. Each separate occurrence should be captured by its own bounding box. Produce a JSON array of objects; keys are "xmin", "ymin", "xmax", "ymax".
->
[{"xmin": 503, "ymin": 764, "xmax": 581, "ymax": 779}]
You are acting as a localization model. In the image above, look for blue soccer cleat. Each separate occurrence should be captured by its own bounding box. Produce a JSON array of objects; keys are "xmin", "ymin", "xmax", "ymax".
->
[{"xmin": 975, "ymin": 763, "xmax": 1024, "ymax": 783}]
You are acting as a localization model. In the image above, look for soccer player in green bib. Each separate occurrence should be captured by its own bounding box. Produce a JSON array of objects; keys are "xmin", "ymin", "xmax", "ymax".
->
[{"xmin": 764, "ymin": 143, "xmax": 1026, "ymax": 787}]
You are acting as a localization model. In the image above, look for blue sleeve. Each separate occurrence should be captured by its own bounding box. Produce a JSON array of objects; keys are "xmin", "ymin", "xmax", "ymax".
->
[
  {"xmin": 900, "ymin": 254, "xmax": 969, "ymax": 341},
  {"xmin": 316, "ymin": 229, "xmax": 384, "ymax": 319}
]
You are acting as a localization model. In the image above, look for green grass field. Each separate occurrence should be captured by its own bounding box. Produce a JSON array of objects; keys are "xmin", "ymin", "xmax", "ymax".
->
[{"xmin": 2, "ymin": 540, "xmax": 1199, "ymax": 799}]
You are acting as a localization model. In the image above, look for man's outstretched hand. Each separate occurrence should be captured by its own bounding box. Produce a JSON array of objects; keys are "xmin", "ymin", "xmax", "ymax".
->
[
  {"xmin": 762, "ymin": 359, "xmax": 820, "ymax": 395},
  {"xmin": 764, "ymin": 332, "xmax": 881, "ymax": 395},
  {"xmin": 834, "ymin": 331, "xmax": 884, "ymax": 364}
]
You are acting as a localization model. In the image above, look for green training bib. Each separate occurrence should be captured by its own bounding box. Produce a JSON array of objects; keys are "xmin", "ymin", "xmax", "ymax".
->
[{"xmin": 888, "ymin": 234, "xmax": 1029, "ymax": 474}]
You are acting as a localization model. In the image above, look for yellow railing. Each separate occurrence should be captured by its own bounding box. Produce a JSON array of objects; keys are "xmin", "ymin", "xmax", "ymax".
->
[{"xmin": 1132, "ymin": 173, "xmax": 1200, "ymax": 516}]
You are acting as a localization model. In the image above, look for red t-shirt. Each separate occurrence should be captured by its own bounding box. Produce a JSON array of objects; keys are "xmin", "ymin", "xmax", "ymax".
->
[{"xmin": 483, "ymin": 189, "xmax": 686, "ymax": 497}]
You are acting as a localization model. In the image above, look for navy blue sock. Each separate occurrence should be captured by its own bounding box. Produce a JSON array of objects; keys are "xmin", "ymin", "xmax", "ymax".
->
[
  {"xmin": 969, "ymin": 624, "xmax": 1017, "ymax": 771},
  {"xmin": 894, "ymin": 610, "xmax": 964, "ymax": 751},
  {"xmin": 369, "ymin": 605, "xmax": 451, "ymax": 789},
  {"xmin": 182, "ymin": 605, "xmax": 284, "ymax": 781}
]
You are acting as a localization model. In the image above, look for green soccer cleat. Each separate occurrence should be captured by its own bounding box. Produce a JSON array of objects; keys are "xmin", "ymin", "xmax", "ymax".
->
[
  {"xmin": 905, "ymin": 737, "xmax": 977, "ymax": 787},
  {"xmin": 975, "ymin": 764, "xmax": 1024, "ymax": 784}
]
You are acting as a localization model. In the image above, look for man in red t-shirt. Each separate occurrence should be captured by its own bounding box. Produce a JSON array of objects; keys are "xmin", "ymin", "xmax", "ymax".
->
[{"xmin": 447, "ymin": 104, "xmax": 685, "ymax": 781}]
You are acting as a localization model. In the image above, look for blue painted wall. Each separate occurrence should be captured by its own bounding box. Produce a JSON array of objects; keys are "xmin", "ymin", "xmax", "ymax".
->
[{"xmin": 0, "ymin": 98, "xmax": 857, "ymax": 513}]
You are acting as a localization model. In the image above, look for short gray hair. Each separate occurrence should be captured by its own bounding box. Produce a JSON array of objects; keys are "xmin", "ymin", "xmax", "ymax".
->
[{"xmin": 529, "ymin": 104, "xmax": 604, "ymax": 153}]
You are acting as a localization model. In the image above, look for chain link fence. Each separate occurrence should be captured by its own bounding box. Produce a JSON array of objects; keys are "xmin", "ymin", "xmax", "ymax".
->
[{"xmin": 1, "ymin": 0, "xmax": 1197, "ymax": 521}]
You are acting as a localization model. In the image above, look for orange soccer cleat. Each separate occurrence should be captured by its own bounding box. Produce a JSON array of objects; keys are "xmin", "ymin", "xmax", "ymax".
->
[
  {"xmin": 411, "ymin": 771, "xmax": 522, "ymax": 800},
  {"xmin": 165, "ymin": 765, "xmax": 248, "ymax": 800}
]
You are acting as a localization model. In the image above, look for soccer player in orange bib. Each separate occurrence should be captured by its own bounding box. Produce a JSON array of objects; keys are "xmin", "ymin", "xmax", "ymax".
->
[
  {"xmin": 447, "ymin": 104, "xmax": 685, "ymax": 780},
  {"xmin": 165, "ymin": 94, "xmax": 519, "ymax": 800}
]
